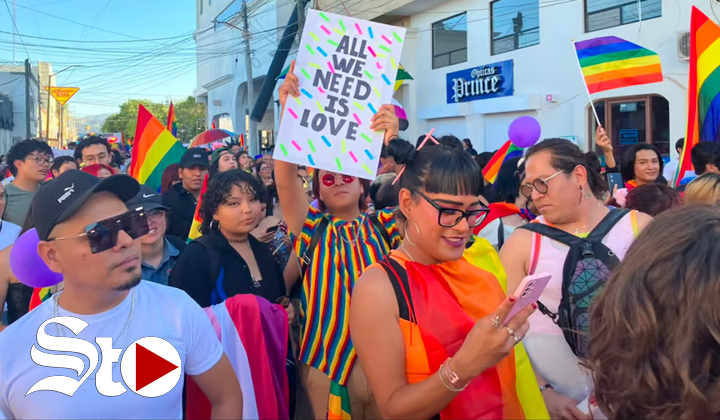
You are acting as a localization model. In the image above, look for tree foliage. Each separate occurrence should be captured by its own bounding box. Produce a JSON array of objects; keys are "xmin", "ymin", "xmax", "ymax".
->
[{"xmin": 101, "ymin": 96, "xmax": 207, "ymax": 143}]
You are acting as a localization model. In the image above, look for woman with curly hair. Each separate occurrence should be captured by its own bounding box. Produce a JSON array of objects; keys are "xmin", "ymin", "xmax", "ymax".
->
[
  {"xmin": 587, "ymin": 204, "xmax": 720, "ymax": 419},
  {"xmin": 169, "ymin": 169, "xmax": 294, "ymax": 316}
]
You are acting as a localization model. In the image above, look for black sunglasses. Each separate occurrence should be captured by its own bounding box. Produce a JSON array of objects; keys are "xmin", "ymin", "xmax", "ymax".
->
[
  {"xmin": 413, "ymin": 190, "xmax": 488, "ymax": 228},
  {"xmin": 48, "ymin": 208, "xmax": 150, "ymax": 254}
]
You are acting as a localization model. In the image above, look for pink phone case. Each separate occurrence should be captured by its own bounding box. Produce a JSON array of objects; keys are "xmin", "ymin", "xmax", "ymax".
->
[{"xmin": 503, "ymin": 272, "xmax": 552, "ymax": 325}]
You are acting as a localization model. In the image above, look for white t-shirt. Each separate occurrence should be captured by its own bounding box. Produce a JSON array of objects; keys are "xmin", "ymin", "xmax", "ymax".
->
[
  {"xmin": 0, "ymin": 281, "xmax": 223, "ymax": 419},
  {"xmin": 0, "ymin": 221, "xmax": 21, "ymax": 252},
  {"xmin": 663, "ymin": 158, "xmax": 679, "ymax": 183}
]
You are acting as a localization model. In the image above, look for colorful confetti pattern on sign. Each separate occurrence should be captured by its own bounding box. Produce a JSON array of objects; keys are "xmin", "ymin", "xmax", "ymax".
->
[{"xmin": 279, "ymin": 9, "xmax": 405, "ymax": 183}]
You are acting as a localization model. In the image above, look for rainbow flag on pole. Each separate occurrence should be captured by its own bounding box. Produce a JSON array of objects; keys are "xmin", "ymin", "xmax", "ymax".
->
[
  {"xmin": 167, "ymin": 101, "xmax": 178, "ymax": 137},
  {"xmin": 188, "ymin": 174, "xmax": 208, "ymax": 242},
  {"xmin": 574, "ymin": 36, "xmax": 663, "ymax": 94},
  {"xmin": 676, "ymin": 7, "xmax": 720, "ymax": 186},
  {"xmin": 482, "ymin": 140, "xmax": 523, "ymax": 184},
  {"xmin": 130, "ymin": 104, "xmax": 187, "ymax": 191}
]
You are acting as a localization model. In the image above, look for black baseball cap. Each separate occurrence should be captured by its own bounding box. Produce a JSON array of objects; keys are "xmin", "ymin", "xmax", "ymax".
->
[
  {"xmin": 126, "ymin": 185, "xmax": 168, "ymax": 211},
  {"xmin": 180, "ymin": 147, "xmax": 209, "ymax": 169},
  {"xmin": 32, "ymin": 170, "xmax": 139, "ymax": 240}
]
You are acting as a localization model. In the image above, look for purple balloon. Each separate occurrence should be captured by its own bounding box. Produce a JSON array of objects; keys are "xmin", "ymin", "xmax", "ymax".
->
[
  {"xmin": 508, "ymin": 116, "xmax": 542, "ymax": 148},
  {"xmin": 10, "ymin": 228, "xmax": 62, "ymax": 288}
]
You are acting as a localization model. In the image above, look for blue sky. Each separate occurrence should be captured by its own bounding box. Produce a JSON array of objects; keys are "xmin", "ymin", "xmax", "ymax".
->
[{"xmin": 0, "ymin": 0, "xmax": 197, "ymax": 117}]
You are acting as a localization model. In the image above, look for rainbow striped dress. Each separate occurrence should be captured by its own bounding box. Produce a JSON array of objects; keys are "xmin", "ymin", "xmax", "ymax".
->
[{"xmin": 291, "ymin": 206, "xmax": 400, "ymax": 408}]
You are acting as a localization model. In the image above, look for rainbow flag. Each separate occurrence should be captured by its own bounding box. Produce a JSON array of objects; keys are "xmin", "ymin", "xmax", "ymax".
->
[
  {"xmin": 574, "ymin": 36, "xmax": 663, "ymax": 94},
  {"xmin": 188, "ymin": 174, "xmax": 208, "ymax": 242},
  {"xmin": 167, "ymin": 101, "xmax": 178, "ymax": 137},
  {"xmin": 676, "ymin": 7, "xmax": 720, "ymax": 186},
  {"xmin": 394, "ymin": 64, "xmax": 413, "ymax": 92},
  {"xmin": 130, "ymin": 104, "xmax": 186, "ymax": 191},
  {"xmin": 29, "ymin": 287, "xmax": 53, "ymax": 311},
  {"xmin": 482, "ymin": 140, "xmax": 523, "ymax": 184}
]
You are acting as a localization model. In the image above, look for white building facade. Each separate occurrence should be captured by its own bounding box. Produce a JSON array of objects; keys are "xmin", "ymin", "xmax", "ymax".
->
[
  {"xmin": 379, "ymin": 0, "xmax": 712, "ymax": 159},
  {"xmin": 195, "ymin": 0, "xmax": 296, "ymax": 154},
  {"xmin": 197, "ymin": 0, "xmax": 717, "ymax": 160},
  {"xmin": 0, "ymin": 64, "xmax": 39, "ymax": 154}
]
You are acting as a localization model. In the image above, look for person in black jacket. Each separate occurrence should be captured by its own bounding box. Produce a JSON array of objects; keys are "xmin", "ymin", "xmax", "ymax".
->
[
  {"xmin": 169, "ymin": 170, "xmax": 293, "ymax": 312},
  {"xmin": 127, "ymin": 184, "xmax": 186, "ymax": 285},
  {"xmin": 162, "ymin": 148, "xmax": 209, "ymax": 240}
]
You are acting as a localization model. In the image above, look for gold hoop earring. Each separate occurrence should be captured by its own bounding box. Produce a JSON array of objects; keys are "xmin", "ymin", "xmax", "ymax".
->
[{"xmin": 404, "ymin": 219, "xmax": 420, "ymax": 246}]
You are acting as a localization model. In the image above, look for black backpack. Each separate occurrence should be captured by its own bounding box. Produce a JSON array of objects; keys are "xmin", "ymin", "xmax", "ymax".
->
[{"xmin": 519, "ymin": 208, "xmax": 629, "ymax": 358}]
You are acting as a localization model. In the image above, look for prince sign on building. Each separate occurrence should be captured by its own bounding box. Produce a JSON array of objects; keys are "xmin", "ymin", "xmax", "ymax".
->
[{"xmin": 275, "ymin": 10, "xmax": 406, "ymax": 179}]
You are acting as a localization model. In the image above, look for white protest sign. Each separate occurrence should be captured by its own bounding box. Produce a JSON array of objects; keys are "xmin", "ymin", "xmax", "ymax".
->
[{"xmin": 275, "ymin": 10, "xmax": 406, "ymax": 180}]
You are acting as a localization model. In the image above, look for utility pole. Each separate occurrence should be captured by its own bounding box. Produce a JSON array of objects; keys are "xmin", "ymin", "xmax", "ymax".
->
[
  {"xmin": 60, "ymin": 104, "xmax": 64, "ymax": 147},
  {"xmin": 37, "ymin": 65, "xmax": 42, "ymax": 140},
  {"xmin": 24, "ymin": 59, "xmax": 31, "ymax": 139},
  {"xmin": 242, "ymin": 0, "xmax": 258, "ymax": 156},
  {"xmin": 298, "ymin": 0, "xmax": 307, "ymax": 29},
  {"xmin": 46, "ymin": 74, "xmax": 51, "ymax": 143}
]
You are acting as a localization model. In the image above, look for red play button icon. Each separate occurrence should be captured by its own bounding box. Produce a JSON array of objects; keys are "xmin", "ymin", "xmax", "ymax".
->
[{"xmin": 120, "ymin": 337, "xmax": 181, "ymax": 397}]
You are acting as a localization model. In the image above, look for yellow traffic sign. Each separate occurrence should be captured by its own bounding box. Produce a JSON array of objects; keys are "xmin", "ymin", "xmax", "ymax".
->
[{"xmin": 44, "ymin": 87, "xmax": 80, "ymax": 105}]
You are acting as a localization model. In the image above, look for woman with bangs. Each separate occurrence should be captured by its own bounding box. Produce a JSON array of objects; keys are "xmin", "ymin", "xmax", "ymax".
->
[
  {"xmin": 169, "ymin": 170, "xmax": 292, "ymax": 312},
  {"xmin": 276, "ymin": 61, "xmax": 403, "ymax": 419},
  {"xmin": 350, "ymin": 140, "xmax": 545, "ymax": 419}
]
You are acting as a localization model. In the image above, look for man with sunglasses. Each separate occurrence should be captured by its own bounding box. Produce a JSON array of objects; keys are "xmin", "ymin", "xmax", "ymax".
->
[
  {"xmin": 127, "ymin": 185, "xmax": 186, "ymax": 286},
  {"xmin": 3, "ymin": 139, "xmax": 53, "ymax": 227},
  {"xmin": 0, "ymin": 170, "xmax": 243, "ymax": 419}
]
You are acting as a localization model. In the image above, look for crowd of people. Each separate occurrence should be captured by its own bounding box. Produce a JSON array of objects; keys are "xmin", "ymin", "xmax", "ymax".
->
[{"xmin": 0, "ymin": 65, "xmax": 719, "ymax": 420}]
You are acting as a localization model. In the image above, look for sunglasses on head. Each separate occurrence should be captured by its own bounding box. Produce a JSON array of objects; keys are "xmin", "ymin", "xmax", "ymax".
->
[
  {"xmin": 48, "ymin": 208, "xmax": 150, "ymax": 254},
  {"xmin": 321, "ymin": 173, "xmax": 355, "ymax": 187}
]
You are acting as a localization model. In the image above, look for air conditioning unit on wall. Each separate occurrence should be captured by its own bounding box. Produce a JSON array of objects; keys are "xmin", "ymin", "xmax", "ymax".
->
[{"xmin": 677, "ymin": 31, "xmax": 690, "ymax": 62}]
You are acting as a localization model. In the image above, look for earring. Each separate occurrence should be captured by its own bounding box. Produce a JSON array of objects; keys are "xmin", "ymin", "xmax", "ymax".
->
[
  {"xmin": 210, "ymin": 220, "xmax": 220, "ymax": 230},
  {"xmin": 404, "ymin": 219, "xmax": 421, "ymax": 246},
  {"xmin": 578, "ymin": 185, "xmax": 583, "ymax": 205}
]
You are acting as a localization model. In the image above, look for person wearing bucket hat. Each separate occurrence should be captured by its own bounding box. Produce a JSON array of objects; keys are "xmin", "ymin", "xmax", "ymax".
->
[
  {"xmin": 209, "ymin": 147, "xmax": 238, "ymax": 179},
  {"xmin": 163, "ymin": 147, "xmax": 209, "ymax": 240},
  {"xmin": 0, "ymin": 170, "xmax": 243, "ymax": 419},
  {"xmin": 126, "ymin": 185, "xmax": 186, "ymax": 286}
]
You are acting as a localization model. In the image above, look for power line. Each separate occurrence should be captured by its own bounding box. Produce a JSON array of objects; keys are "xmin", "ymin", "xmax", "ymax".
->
[{"xmin": 3, "ymin": 0, "xmax": 31, "ymax": 60}]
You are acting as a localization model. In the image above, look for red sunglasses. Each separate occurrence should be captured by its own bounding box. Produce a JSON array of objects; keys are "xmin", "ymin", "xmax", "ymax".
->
[{"xmin": 321, "ymin": 173, "xmax": 355, "ymax": 187}]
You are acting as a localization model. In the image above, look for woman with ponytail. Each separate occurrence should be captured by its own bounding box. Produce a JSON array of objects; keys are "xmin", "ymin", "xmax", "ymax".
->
[
  {"xmin": 350, "ymin": 140, "xmax": 546, "ymax": 419},
  {"xmin": 275, "ymin": 60, "xmax": 403, "ymax": 419},
  {"xmin": 500, "ymin": 138, "xmax": 652, "ymax": 419}
]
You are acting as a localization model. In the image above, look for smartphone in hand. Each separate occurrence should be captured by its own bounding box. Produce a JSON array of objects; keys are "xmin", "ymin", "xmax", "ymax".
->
[{"xmin": 504, "ymin": 272, "xmax": 552, "ymax": 325}]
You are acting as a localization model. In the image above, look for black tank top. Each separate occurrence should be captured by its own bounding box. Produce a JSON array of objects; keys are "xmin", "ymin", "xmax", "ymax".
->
[{"xmin": 6, "ymin": 283, "xmax": 32, "ymax": 324}]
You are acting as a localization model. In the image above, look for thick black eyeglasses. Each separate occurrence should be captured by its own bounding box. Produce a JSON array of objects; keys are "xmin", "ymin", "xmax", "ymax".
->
[
  {"xmin": 413, "ymin": 190, "xmax": 488, "ymax": 227},
  {"xmin": 48, "ymin": 208, "xmax": 150, "ymax": 254}
]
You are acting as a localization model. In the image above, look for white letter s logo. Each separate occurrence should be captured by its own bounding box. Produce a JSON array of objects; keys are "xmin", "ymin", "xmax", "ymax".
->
[{"xmin": 26, "ymin": 317, "xmax": 99, "ymax": 397}]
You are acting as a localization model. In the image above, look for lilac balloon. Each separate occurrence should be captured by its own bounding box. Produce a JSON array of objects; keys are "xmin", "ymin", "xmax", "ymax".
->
[
  {"xmin": 508, "ymin": 116, "xmax": 542, "ymax": 148},
  {"xmin": 10, "ymin": 228, "xmax": 62, "ymax": 288}
]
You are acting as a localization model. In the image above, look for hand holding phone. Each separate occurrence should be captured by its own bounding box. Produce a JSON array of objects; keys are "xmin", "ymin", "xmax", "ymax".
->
[{"xmin": 504, "ymin": 272, "xmax": 552, "ymax": 325}]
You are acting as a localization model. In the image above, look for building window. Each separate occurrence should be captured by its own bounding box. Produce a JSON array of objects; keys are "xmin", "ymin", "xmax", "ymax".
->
[
  {"xmin": 586, "ymin": 0, "xmax": 661, "ymax": 32},
  {"xmin": 432, "ymin": 13, "xmax": 467, "ymax": 69},
  {"xmin": 491, "ymin": 0, "xmax": 540, "ymax": 55}
]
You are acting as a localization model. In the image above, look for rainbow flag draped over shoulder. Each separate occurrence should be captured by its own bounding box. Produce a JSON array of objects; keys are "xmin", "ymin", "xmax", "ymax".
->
[
  {"xmin": 482, "ymin": 140, "xmax": 523, "ymax": 184},
  {"xmin": 574, "ymin": 36, "xmax": 663, "ymax": 94},
  {"xmin": 130, "ymin": 104, "xmax": 187, "ymax": 191},
  {"xmin": 187, "ymin": 174, "xmax": 208, "ymax": 242},
  {"xmin": 167, "ymin": 101, "xmax": 177, "ymax": 137},
  {"xmin": 676, "ymin": 7, "xmax": 720, "ymax": 186}
]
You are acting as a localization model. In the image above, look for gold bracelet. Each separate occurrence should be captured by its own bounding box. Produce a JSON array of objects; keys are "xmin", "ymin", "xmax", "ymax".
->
[{"xmin": 438, "ymin": 358, "xmax": 468, "ymax": 392}]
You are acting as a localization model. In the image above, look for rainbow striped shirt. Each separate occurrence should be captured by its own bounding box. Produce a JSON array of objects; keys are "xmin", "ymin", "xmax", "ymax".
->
[{"xmin": 292, "ymin": 206, "xmax": 401, "ymax": 384}]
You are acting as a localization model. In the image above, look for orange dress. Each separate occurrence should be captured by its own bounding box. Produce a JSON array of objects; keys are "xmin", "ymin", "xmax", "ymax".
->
[{"xmin": 375, "ymin": 251, "xmax": 525, "ymax": 419}]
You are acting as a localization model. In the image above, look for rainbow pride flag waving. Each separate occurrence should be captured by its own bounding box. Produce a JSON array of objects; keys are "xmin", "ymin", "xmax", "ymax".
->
[
  {"xmin": 676, "ymin": 7, "xmax": 720, "ymax": 186},
  {"xmin": 187, "ymin": 174, "xmax": 208, "ymax": 242},
  {"xmin": 574, "ymin": 36, "xmax": 663, "ymax": 94},
  {"xmin": 482, "ymin": 140, "xmax": 523, "ymax": 184},
  {"xmin": 130, "ymin": 104, "xmax": 186, "ymax": 191},
  {"xmin": 167, "ymin": 101, "xmax": 178, "ymax": 137}
]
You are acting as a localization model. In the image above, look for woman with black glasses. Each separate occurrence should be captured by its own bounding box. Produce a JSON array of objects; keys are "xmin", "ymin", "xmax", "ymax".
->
[
  {"xmin": 499, "ymin": 139, "xmax": 652, "ymax": 419},
  {"xmin": 350, "ymin": 141, "xmax": 545, "ymax": 419}
]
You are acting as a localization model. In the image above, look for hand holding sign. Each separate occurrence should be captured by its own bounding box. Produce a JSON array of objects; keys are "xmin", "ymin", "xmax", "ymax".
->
[{"xmin": 274, "ymin": 10, "xmax": 406, "ymax": 180}]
